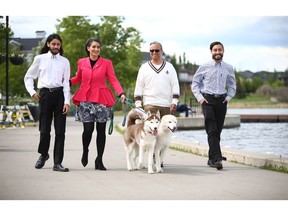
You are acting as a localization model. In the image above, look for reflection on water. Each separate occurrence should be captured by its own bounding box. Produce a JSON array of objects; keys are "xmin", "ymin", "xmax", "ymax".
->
[{"xmin": 174, "ymin": 123, "xmax": 288, "ymax": 158}]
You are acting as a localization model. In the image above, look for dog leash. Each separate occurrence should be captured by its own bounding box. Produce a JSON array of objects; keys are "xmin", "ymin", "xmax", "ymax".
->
[{"xmin": 108, "ymin": 97, "xmax": 134, "ymax": 135}]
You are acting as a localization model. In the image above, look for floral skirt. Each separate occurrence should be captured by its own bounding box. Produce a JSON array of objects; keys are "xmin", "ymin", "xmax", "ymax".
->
[{"xmin": 75, "ymin": 102, "xmax": 111, "ymax": 123}]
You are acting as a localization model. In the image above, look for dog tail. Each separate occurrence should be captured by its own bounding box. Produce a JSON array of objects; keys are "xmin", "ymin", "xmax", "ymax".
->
[{"xmin": 127, "ymin": 110, "xmax": 141, "ymax": 127}]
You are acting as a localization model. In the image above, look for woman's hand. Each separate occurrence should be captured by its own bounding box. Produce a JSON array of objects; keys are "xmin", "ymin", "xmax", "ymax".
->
[{"xmin": 120, "ymin": 94, "xmax": 126, "ymax": 103}]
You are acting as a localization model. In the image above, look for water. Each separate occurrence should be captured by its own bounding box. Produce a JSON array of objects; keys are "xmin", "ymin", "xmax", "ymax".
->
[{"xmin": 174, "ymin": 108, "xmax": 288, "ymax": 158}]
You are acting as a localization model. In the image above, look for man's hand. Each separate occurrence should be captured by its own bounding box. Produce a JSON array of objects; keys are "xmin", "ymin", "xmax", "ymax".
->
[
  {"xmin": 200, "ymin": 98, "xmax": 208, "ymax": 105},
  {"xmin": 63, "ymin": 104, "xmax": 69, "ymax": 114},
  {"xmin": 170, "ymin": 104, "xmax": 177, "ymax": 113},
  {"xmin": 32, "ymin": 93, "xmax": 40, "ymax": 101}
]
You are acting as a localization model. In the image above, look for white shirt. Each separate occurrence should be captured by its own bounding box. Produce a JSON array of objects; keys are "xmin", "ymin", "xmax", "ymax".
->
[
  {"xmin": 24, "ymin": 51, "xmax": 71, "ymax": 105},
  {"xmin": 134, "ymin": 61, "xmax": 180, "ymax": 107}
]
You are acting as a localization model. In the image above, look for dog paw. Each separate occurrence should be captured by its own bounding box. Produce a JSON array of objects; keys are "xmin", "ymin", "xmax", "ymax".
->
[
  {"xmin": 156, "ymin": 168, "xmax": 163, "ymax": 173},
  {"xmin": 137, "ymin": 165, "xmax": 145, "ymax": 170}
]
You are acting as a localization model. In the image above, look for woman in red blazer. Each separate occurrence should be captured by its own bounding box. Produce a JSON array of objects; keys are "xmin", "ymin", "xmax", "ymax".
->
[{"xmin": 70, "ymin": 38, "xmax": 126, "ymax": 170}]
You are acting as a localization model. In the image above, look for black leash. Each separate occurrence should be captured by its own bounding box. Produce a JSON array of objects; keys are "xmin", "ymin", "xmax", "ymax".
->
[{"xmin": 108, "ymin": 98, "xmax": 134, "ymax": 135}]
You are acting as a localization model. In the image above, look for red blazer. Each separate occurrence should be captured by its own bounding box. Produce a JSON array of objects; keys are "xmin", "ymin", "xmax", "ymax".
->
[{"xmin": 70, "ymin": 57, "xmax": 124, "ymax": 107}]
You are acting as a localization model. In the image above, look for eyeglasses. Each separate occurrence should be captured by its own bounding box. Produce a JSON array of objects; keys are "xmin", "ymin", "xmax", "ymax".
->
[{"xmin": 150, "ymin": 49, "xmax": 160, "ymax": 53}]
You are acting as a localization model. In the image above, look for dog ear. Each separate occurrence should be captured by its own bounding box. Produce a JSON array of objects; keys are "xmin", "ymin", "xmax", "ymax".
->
[{"xmin": 156, "ymin": 110, "xmax": 161, "ymax": 119}]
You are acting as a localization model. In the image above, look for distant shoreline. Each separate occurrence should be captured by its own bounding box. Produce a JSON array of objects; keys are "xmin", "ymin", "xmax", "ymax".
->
[{"xmin": 229, "ymin": 102, "xmax": 288, "ymax": 109}]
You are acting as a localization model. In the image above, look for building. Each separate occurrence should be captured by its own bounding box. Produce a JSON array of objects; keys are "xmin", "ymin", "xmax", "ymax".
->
[{"xmin": 10, "ymin": 31, "xmax": 46, "ymax": 63}]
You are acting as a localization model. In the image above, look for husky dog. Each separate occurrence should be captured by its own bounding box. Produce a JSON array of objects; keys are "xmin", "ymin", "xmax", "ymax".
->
[
  {"xmin": 123, "ymin": 108, "xmax": 161, "ymax": 174},
  {"xmin": 154, "ymin": 114, "xmax": 177, "ymax": 173}
]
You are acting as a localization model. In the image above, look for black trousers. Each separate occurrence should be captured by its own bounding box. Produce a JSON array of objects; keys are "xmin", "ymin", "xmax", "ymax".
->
[
  {"xmin": 201, "ymin": 95, "xmax": 227, "ymax": 162},
  {"xmin": 38, "ymin": 88, "xmax": 66, "ymax": 165}
]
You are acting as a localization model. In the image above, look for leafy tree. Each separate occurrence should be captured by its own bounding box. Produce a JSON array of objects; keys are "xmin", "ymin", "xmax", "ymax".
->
[
  {"xmin": 55, "ymin": 16, "xmax": 143, "ymax": 98},
  {"xmin": 167, "ymin": 54, "xmax": 179, "ymax": 75},
  {"xmin": 0, "ymin": 16, "xmax": 29, "ymax": 104},
  {"xmin": 251, "ymin": 77, "xmax": 263, "ymax": 92},
  {"xmin": 235, "ymin": 72, "xmax": 247, "ymax": 99}
]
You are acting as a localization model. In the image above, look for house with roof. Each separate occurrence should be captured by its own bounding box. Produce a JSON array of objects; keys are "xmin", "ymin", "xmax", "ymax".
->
[{"xmin": 10, "ymin": 31, "xmax": 46, "ymax": 63}]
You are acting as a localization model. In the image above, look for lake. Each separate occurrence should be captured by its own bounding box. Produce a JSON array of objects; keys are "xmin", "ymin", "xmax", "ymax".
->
[{"xmin": 174, "ymin": 108, "xmax": 288, "ymax": 158}]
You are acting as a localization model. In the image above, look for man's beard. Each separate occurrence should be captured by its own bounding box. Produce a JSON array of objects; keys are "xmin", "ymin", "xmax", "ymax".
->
[
  {"xmin": 50, "ymin": 47, "xmax": 59, "ymax": 55},
  {"xmin": 212, "ymin": 54, "xmax": 223, "ymax": 61}
]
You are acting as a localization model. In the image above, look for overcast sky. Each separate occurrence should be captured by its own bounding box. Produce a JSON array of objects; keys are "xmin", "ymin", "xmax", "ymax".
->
[{"xmin": 3, "ymin": 1, "xmax": 288, "ymax": 73}]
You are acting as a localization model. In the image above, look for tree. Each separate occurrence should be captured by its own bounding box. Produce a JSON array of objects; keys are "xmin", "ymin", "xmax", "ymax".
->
[
  {"xmin": 55, "ymin": 16, "xmax": 143, "ymax": 98},
  {"xmin": 235, "ymin": 72, "xmax": 246, "ymax": 99},
  {"xmin": 0, "ymin": 16, "xmax": 29, "ymax": 104}
]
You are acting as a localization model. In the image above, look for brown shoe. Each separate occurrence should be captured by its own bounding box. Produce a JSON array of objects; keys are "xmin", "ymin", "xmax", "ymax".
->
[{"xmin": 214, "ymin": 160, "xmax": 223, "ymax": 170}]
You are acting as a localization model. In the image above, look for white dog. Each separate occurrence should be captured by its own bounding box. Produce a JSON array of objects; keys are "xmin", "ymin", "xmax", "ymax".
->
[
  {"xmin": 154, "ymin": 114, "xmax": 177, "ymax": 173},
  {"xmin": 123, "ymin": 108, "xmax": 160, "ymax": 174}
]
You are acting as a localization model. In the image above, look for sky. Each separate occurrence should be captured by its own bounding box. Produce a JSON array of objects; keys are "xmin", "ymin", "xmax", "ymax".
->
[
  {"xmin": 7, "ymin": 15, "xmax": 288, "ymax": 73},
  {"xmin": 2, "ymin": 1, "xmax": 288, "ymax": 73},
  {"xmin": 1, "ymin": 2, "xmax": 288, "ymax": 215}
]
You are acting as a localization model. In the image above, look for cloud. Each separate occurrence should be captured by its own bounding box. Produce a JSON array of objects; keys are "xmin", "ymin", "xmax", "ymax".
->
[
  {"xmin": 123, "ymin": 16, "xmax": 288, "ymax": 72},
  {"xmin": 6, "ymin": 15, "xmax": 288, "ymax": 72}
]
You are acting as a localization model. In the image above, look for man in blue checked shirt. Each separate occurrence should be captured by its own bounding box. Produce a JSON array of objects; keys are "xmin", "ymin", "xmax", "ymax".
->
[{"xmin": 191, "ymin": 41, "xmax": 236, "ymax": 170}]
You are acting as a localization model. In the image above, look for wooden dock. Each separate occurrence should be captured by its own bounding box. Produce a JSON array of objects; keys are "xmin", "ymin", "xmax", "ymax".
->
[
  {"xmin": 176, "ymin": 114, "xmax": 288, "ymax": 130},
  {"xmin": 177, "ymin": 114, "xmax": 241, "ymax": 130},
  {"xmin": 240, "ymin": 114, "xmax": 288, "ymax": 122}
]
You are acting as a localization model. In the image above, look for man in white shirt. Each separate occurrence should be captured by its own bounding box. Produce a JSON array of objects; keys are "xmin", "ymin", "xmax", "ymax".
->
[
  {"xmin": 24, "ymin": 33, "xmax": 70, "ymax": 172},
  {"xmin": 134, "ymin": 41, "xmax": 180, "ymax": 167},
  {"xmin": 134, "ymin": 41, "xmax": 180, "ymax": 117}
]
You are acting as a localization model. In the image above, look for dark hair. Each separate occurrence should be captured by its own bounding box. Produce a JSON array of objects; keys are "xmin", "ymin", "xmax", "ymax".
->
[
  {"xmin": 85, "ymin": 38, "xmax": 101, "ymax": 56},
  {"xmin": 210, "ymin": 41, "xmax": 224, "ymax": 51},
  {"xmin": 40, "ymin": 33, "xmax": 64, "ymax": 55}
]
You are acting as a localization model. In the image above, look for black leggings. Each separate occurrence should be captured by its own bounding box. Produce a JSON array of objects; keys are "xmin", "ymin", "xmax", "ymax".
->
[{"xmin": 82, "ymin": 122, "xmax": 107, "ymax": 159}]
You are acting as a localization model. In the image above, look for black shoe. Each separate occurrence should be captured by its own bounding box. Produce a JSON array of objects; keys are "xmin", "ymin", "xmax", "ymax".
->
[
  {"xmin": 214, "ymin": 160, "xmax": 223, "ymax": 170},
  {"xmin": 207, "ymin": 159, "xmax": 215, "ymax": 167},
  {"xmin": 35, "ymin": 154, "xmax": 49, "ymax": 169},
  {"xmin": 53, "ymin": 164, "xmax": 69, "ymax": 172},
  {"xmin": 81, "ymin": 150, "xmax": 89, "ymax": 167},
  {"xmin": 95, "ymin": 158, "xmax": 106, "ymax": 171}
]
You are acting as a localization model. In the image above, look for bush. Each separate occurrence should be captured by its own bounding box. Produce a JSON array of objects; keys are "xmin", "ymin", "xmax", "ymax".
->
[
  {"xmin": 274, "ymin": 86, "xmax": 288, "ymax": 102},
  {"xmin": 255, "ymin": 84, "xmax": 274, "ymax": 98}
]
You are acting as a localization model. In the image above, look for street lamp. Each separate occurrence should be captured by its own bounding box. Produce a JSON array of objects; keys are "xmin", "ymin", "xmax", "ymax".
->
[
  {"xmin": 3, "ymin": 16, "xmax": 23, "ymax": 106},
  {"xmin": 5, "ymin": 16, "xmax": 9, "ymax": 106}
]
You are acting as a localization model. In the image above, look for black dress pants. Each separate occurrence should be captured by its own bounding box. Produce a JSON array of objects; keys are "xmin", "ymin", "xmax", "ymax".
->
[
  {"xmin": 201, "ymin": 95, "xmax": 227, "ymax": 162},
  {"xmin": 38, "ymin": 88, "xmax": 66, "ymax": 165}
]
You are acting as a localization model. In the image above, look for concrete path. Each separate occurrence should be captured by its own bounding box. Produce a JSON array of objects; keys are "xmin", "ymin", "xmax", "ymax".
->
[{"xmin": 0, "ymin": 116, "xmax": 287, "ymax": 214}]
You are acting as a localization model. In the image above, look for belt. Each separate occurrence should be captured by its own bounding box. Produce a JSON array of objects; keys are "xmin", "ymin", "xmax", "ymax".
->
[
  {"xmin": 41, "ymin": 87, "xmax": 63, "ymax": 92},
  {"xmin": 202, "ymin": 92, "xmax": 227, "ymax": 98}
]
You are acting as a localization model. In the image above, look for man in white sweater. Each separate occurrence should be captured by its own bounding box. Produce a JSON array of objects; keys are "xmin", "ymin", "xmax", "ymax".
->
[{"xmin": 134, "ymin": 41, "xmax": 180, "ymax": 117}]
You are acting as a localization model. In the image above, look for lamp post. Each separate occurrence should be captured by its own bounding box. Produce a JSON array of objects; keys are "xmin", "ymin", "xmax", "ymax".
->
[
  {"xmin": 3, "ymin": 16, "xmax": 23, "ymax": 106},
  {"xmin": 5, "ymin": 16, "xmax": 9, "ymax": 106}
]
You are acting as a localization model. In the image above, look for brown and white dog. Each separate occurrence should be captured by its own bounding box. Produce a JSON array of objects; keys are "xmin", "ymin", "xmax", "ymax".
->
[
  {"xmin": 123, "ymin": 108, "xmax": 161, "ymax": 174},
  {"xmin": 154, "ymin": 114, "xmax": 177, "ymax": 173}
]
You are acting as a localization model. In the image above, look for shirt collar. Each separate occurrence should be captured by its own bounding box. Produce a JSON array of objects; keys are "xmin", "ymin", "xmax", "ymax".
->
[
  {"xmin": 48, "ymin": 51, "xmax": 59, "ymax": 59},
  {"xmin": 210, "ymin": 60, "xmax": 222, "ymax": 66}
]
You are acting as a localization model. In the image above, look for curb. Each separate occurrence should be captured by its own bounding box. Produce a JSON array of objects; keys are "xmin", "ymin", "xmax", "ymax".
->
[{"xmin": 170, "ymin": 139, "xmax": 288, "ymax": 170}]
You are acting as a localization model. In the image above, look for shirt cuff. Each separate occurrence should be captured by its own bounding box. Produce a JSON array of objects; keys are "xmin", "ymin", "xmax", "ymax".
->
[
  {"xmin": 135, "ymin": 100, "xmax": 142, "ymax": 108},
  {"xmin": 172, "ymin": 98, "xmax": 179, "ymax": 105}
]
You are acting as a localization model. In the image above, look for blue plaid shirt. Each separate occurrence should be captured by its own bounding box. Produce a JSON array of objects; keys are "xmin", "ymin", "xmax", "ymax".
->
[{"xmin": 191, "ymin": 60, "xmax": 236, "ymax": 102}]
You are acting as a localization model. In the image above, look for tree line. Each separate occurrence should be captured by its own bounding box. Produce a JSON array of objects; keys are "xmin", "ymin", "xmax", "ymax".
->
[{"xmin": 1, "ymin": 16, "xmax": 288, "ymax": 105}]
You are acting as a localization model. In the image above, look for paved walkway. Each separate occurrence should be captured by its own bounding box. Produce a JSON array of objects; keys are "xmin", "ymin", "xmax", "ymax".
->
[{"xmin": 1, "ymin": 117, "xmax": 288, "ymax": 202}]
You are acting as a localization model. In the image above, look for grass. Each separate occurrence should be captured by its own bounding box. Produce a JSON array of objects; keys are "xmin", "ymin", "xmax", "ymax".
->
[
  {"xmin": 259, "ymin": 164, "xmax": 288, "ymax": 173},
  {"xmin": 229, "ymin": 95, "xmax": 288, "ymax": 108}
]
